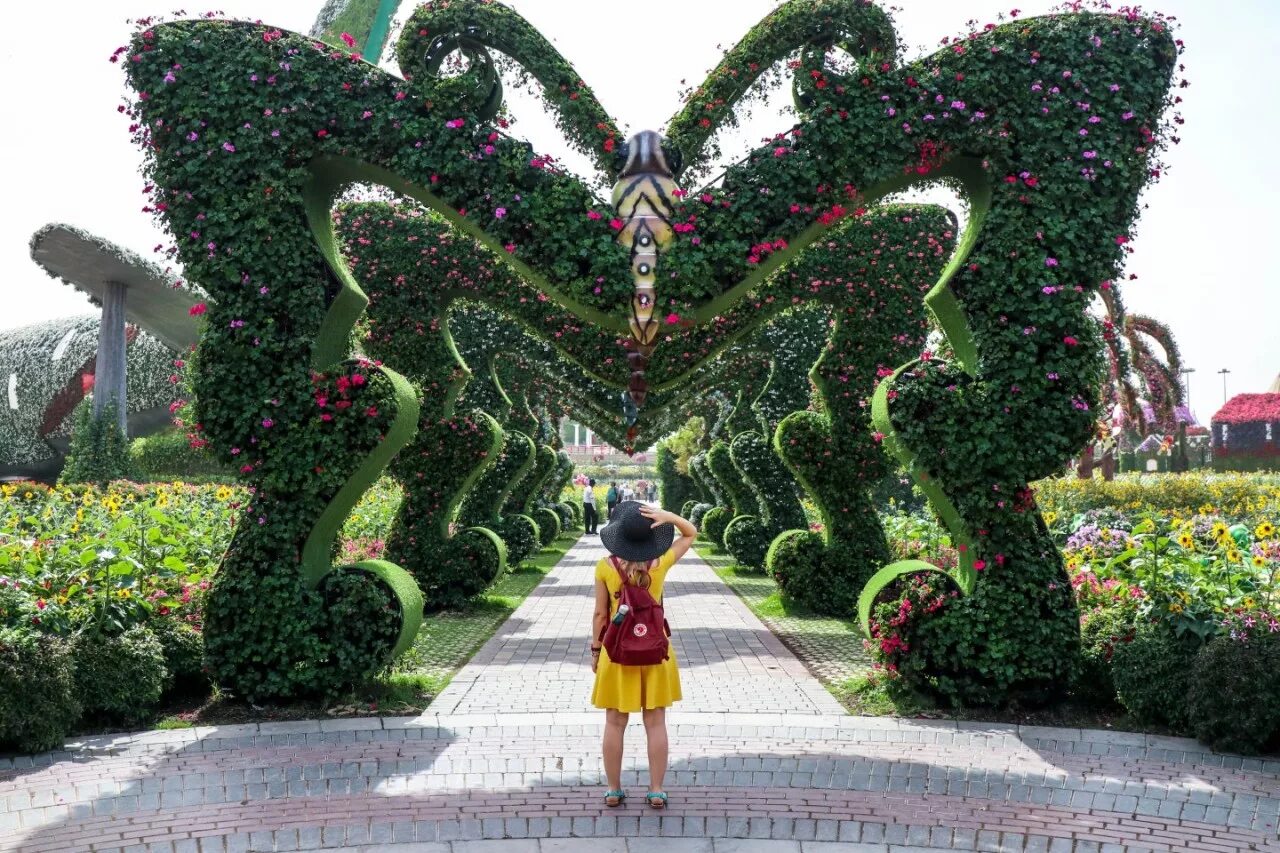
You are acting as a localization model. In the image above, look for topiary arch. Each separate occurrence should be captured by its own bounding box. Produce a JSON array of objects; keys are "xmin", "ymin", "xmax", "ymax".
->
[{"xmin": 124, "ymin": 0, "xmax": 1179, "ymax": 704}]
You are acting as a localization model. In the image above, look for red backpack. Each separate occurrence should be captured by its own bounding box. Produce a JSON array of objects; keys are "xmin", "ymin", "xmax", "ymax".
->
[{"xmin": 598, "ymin": 557, "xmax": 671, "ymax": 666}]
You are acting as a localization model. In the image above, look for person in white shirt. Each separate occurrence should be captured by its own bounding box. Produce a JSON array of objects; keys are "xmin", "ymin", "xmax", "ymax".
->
[{"xmin": 583, "ymin": 479, "xmax": 598, "ymax": 534}]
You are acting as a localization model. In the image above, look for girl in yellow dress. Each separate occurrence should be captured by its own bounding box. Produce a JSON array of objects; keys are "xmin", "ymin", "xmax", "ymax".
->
[{"xmin": 591, "ymin": 501, "xmax": 697, "ymax": 810}]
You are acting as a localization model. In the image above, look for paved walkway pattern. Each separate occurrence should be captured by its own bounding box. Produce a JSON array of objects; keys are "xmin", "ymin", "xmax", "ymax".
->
[
  {"xmin": 430, "ymin": 537, "xmax": 843, "ymax": 716},
  {"xmin": 3, "ymin": 535, "xmax": 1279, "ymax": 853}
]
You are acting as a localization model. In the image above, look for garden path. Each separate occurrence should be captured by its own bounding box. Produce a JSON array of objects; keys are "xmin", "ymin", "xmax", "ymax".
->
[
  {"xmin": 428, "ymin": 533, "xmax": 844, "ymax": 716},
  {"xmin": 3, "ymin": 534, "xmax": 1279, "ymax": 853}
]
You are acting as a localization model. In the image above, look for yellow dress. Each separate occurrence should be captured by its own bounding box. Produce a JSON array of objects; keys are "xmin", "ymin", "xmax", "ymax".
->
[{"xmin": 591, "ymin": 549, "xmax": 682, "ymax": 712}]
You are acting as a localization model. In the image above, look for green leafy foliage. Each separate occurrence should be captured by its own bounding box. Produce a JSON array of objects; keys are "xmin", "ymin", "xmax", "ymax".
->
[
  {"xmin": 701, "ymin": 507, "xmax": 733, "ymax": 548},
  {"xmin": 1074, "ymin": 604, "xmax": 1134, "ymax": 707},
  {"xmin": 61, "ymin": 399, "xmax": 135, "ymax": 487},
  {"xmin": 656, "ymin": 442, "xmax": 698, "ymax": 514},
  {"xmin": 459, "ymin": 430, "xmax": 538, "ymax": 568},
  {"xmin": 0, "ymin": 627, "xmax": 80, "ymax": 753},
  {"xmin": 1187, "ymin": 612, "xmax": 1280, "ymax": 754},
  {"xmin": 1109, "ymin": 620, "xmax": 1199, "ymax": 733},
  {"xmin": 532, "ymin": 507, "xmax": 561, "ymax": 547},
  {"xmin": 131, "ymin": 428, "xmax": 232, "ymax": 480},
  {"xmin": 72, "ymin": 625, "xmax": 168, "ymax": 724}
]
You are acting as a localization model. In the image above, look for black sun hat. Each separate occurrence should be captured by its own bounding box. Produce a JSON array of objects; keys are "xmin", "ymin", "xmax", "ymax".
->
[{"xmin": 600, "ymin": 500, "xmax": 675, "ymax": 563}]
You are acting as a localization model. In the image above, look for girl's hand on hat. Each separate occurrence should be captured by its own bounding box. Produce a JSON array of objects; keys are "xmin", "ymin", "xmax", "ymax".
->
[{"xmin": 639, "ymin": 505, "xmax": 677, "ymax": 528}]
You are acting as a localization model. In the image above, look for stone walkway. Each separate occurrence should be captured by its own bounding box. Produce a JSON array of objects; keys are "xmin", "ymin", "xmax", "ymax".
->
[
  {"xmin": 430, "ymin": 537, "xmax": 843, "ymax": 716},
  {"xmin": 3, "ymin": 535, "xmax": 1279, "ymax": 853}
]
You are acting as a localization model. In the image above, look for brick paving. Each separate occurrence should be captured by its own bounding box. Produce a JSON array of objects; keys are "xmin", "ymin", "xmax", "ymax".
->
[
  {"xmin": 696, "ymin": 548, "xmax": 870, "ymax": 688},
  {"xmin": 430, "ymin": 535, "xmax": 843, "ymax": 715},
  {"xmin": 2, "ymin": 535, "xmax": 1278, "ymax": 852}
]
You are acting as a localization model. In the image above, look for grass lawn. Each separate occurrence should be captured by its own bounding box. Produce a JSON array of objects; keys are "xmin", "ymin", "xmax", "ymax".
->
[{"xmin": 143, "ymin": 532, "xmax": 582, "ymax": 731}]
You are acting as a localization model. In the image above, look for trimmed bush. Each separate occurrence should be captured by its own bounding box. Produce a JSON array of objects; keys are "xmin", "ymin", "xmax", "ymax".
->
[
  {"xmin": 724, "ymin": 515, "xmax": 773, "ymax": 573},
  {"xmin": 701, "ymin": 507, "xmax": 732, "ymax": 548},
  {"xmin": 60, "ymin": 398, "xmax": 134, "ymax": 487},
  {"xmin": 72, "ymin": 626, "xmax": 168, "ymax": 724},
  {"xmin": 1074, "ymin": 605, "xmax": 1135, "ymax": 706},
  {"xmin": 765, "ymin": 530, "xmax": 863, "ymax": 616},
  {"xmin": 689, "ymin": 502, "xmax": 713, "ymax": 528},
  {"xmin": 532, "ymin": 507, "xmax": 561, "ymax": 547},
  {"xmin": 495, "ymin": 515, "xmax": 540, "ymax": 567},
  {"xmin": 151, "ymin": 620, "xmax": 209, "ymax": 697},
  {"xmin": 131, "ymin": 427, "xmax": 232, "ymax": 480},
  {"xmin": 0, "ymin": 627, "xmax": 81, "ymax": 754},
  {"xmin": 1109, "ymin": 620, "xmax": 1199, "ymax": 733},
  {"xmin": 1187, "ymin": 614, "xmax": 1280, "ymax": 755},
  {"xmin": 554, "ymin": 501, "xmax": 577, "ymax": 531},
  {"xmin": 320, "ymin": 570, "xmax": 401, "ymax": 688},
  {"xmin": 681, "ymin": 500, "xmax": 697, "ymax": 519}
]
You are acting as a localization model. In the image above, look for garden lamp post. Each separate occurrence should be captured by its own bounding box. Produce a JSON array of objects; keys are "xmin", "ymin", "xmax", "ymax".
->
[
  {"xmin": 1180, "ymin": 367, "xmax": 1195, "ymax": 411},
  {"xmin": 1218, "ymin": 368, "xmax": 1231, "ymax": 405}
]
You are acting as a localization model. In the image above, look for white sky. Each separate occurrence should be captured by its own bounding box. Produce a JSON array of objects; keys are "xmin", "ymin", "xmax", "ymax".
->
[{"xmin": 1, "ymin": 0, "xmax": 1275, "ymax": 423}]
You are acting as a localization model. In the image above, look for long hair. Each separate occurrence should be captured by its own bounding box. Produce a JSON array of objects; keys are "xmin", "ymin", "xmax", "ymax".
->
[{"xmin": 619, "ymin": 558, "xmax": 654, "ymax": 589}]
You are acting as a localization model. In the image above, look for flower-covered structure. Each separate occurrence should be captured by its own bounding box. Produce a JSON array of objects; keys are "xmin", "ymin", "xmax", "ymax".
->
[
  {"xmin": 0, "ymin": 317, "xmax": 178, "ymax": 482},
  {"xmin": 1099, "ymin": 289, "xmax": 1188, "ymax": 438},
  {"xmin": 1211, "ymin": 394, "xmax": 1280, "ymax": 472},
  {"xmin": 124, "ymin": 0, "xmax": 1179, "ymax": 704}
]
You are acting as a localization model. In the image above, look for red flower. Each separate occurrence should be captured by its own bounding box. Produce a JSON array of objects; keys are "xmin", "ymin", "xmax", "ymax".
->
[{"xmin": 188, "ymin": 302, "xmax": 207, "ymax": 316}]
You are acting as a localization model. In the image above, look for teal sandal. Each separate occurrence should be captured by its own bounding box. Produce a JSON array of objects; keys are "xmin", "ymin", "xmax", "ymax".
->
[
  {"xmin": 645, "ymin": 792, "xmax": 668, "ymax": 809},
  {"xmin": 604, "ymin": 789, "xmax": 626, "ymax": 807}
]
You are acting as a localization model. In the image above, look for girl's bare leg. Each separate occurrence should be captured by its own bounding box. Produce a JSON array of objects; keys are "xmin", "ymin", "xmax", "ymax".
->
[
  {"xmin": 642, "ymin": 707, "xmax": 668, "ymax": 795},
  {"xmin": 603, "ymin": 709, "xmax": 629, "ymax": 801}
]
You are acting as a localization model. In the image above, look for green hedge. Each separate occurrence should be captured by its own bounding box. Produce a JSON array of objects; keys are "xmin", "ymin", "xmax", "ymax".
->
[{"xmin": 0, "ymin": 627, "xmax": 81, "ymax": 753}]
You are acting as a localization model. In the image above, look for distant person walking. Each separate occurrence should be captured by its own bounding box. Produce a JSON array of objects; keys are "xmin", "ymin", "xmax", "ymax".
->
[
  {"xmin": 583, "ymin": 478, "xmax": 598, "ymax": 535},
  {"xmin": 606, "ymin": 482, "xmax": 619, "ymax": 521}
]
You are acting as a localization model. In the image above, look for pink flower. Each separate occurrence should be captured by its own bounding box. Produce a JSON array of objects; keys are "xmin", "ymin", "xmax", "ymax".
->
[
  {"xmin": 494, "ymin": 207, "xmax": 507, "ymax": 219},
  {"xmin": 1045, "ymin": 257, "xmax": 1058, "ymax": 267},
  {"xmin": 586, "ymin": 210, "xmax": 602, "ymax": 220},
  {"xmin": 188, "ymin": 303, "xmax": 207, "ymax": 316},
  {"xmin": 972, "ymin": 559, "xmax": 986, "ymax": 571},
  {"xmin": 262, "ymin": 418, "xmax": 274, "ymax": 428},
  {"xmin": 222, "ymin": 142, "xmax": 236, "ymax": 153},
  {"xmin": 664, "ymin": 313, "xmax": 680, "ymax": 325},
  {"xmin": 445, "ymin": 118, "xmax": 465, "ymax": 129},
  {"xmin": 340, "ymin": 32, "xmax": 357, "ymax": 48},
  {"xmin": 1063, "ymin": 336, "xmax": 1079, "ymax": 346}
]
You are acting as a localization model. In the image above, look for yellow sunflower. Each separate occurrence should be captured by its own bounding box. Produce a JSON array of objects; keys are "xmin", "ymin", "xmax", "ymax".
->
[
  {"xmin": 215, "ymin": 486, "xmax": 233, "ymax": 501},
  {"xmin": 1177, "ymin": 533, "xmax": 1195, "ymax": 550},
  {"xmin": 1253, "ymin": 555, "xmax": 1267, "ymax": 568},
  {"xmin": 1226, "ymin": 548, "xmax": 1242, "ymax": 563},
  {"xmin": 1256, "ymin": 521, "xmax": 1277, "ymax": 540}
]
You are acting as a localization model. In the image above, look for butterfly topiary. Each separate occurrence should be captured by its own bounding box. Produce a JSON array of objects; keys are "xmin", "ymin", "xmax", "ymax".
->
[{"xmin": 124, "ymin": 0, "xmax": 1179, "ymax": 704}]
